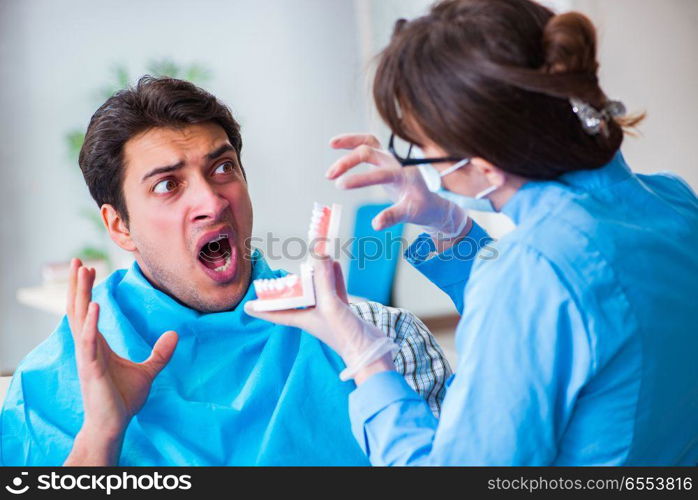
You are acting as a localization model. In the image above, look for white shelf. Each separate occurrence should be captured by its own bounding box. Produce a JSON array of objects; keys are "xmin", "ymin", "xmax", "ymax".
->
[
  {"xmin": 0, "ymin": 376, "xmax": 11, "ymax": 406},
  {"xmin": 16, "ymin": 284, "xmax": 69, "ymax": 316}
]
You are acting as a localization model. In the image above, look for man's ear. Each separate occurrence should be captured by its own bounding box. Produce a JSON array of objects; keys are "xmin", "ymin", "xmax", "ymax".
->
[
  {"xmin": 101, "ymin": 204, "xmax": 136, "ymax": 252},
  {"xmin": 471, "ymin": 157, "xmax": 507, "ymax": 188}
]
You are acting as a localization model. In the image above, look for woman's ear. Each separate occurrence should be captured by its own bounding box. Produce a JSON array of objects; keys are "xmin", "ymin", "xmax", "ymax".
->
[
  {"xmin": 471, "ymin": 157, "xmax": 507, "ymax": 188},
  {"xmin": 101, "ymin": 204, "xmax": 136, "ymax": 252}
]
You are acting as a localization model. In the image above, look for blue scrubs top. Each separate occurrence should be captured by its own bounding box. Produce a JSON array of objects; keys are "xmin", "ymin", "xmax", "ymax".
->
[{"xmin": 349, "ymin": 152, "xmax": 698, "ymax": 465}]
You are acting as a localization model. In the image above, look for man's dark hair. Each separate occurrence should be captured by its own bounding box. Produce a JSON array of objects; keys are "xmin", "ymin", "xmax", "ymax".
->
[{"xmin": 79, "ymin": 75, "xmax": 243, "ymax": 225}]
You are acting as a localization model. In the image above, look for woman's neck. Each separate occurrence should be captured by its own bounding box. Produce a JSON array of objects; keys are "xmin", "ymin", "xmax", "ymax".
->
[{"xmin": 492, "ymin": 174, "xmax": 528, "ymax": 212}]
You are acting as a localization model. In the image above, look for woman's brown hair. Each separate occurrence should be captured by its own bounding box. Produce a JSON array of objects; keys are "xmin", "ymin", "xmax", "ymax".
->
[{"xmin": 373, "ymin": 0, "xmax": 644, "ymax": 179}]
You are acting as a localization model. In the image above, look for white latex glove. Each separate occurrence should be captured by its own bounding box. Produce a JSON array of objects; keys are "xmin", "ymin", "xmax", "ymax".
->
[
  {"xmin": 326, "ymin": 133, "xmax": 468, "ymax": 238},
  {"xmin": 244, "ymin": 257, "xmax": 396, "ymax": 381}
]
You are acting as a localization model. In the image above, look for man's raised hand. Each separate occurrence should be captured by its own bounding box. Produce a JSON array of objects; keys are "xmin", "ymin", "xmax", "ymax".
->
[{"xmin": 64, "ymin": 259, "xmax": 178, "ymax": 465}]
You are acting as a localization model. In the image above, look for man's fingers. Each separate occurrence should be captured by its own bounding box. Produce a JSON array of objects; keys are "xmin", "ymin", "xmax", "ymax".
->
[
  {"xmin": 142, "ymin": 331, "xmax": 179, "ymax": 378},
  {"xmin": 80, "ymin": 302, "xmax": 100, "ymax": 363},
  {"xmin": 74, "ymin": 267, "xmax": 91, "ymax": 333},
  {"xmin": 75, "ymin": 267, "xmax": 97, "ymax": 337},
  {"xmin": 329, "ymin": 133, "xmax": 381, "ymax": 151},
  {"xmin": 66, "ymin": 258, "xmax": 82, "ymax": 334},
  {"xmin": 326, "ymin": 145, "xmax": 394, "ymax": 180},
  {"xmin": 335, "ymin": 167, "xmax": 400, "ymax": 190},
  {"xmin": 333, "ymin": 261, "xmax": 349, "ymax": 304}
]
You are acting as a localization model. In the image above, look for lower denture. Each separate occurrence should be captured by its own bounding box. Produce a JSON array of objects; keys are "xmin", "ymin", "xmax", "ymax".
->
[{"xmin": 251, "ymin": 202, "xmax": 342, "ymax": 311}]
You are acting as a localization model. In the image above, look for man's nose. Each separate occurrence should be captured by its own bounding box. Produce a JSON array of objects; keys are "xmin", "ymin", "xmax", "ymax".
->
[{"xmin": 189, "ymin": 179, "xmax": 230, "ymax": 223}]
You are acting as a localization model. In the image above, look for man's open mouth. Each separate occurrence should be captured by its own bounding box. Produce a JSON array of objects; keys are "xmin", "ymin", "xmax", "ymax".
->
[
  {"xmin": 199, "ymin": 234, "xmax": 232, "ymax": 269},
  {"xmin": 196, "ymin": 230, "xmax": 238, "ymax": 283}
]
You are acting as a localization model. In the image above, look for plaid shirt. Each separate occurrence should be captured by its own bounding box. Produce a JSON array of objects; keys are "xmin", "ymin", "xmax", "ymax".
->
[{"xmin": 349, "ymin": 301, "xmax": 452, "ymax": 416}]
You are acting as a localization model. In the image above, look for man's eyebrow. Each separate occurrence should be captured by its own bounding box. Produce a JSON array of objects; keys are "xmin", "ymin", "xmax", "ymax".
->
[
  {"xmin": 141, "ymin": 161, "xmax": 185, "ymax": 183},
  {"xmin": 206, "ymin": 144, "xmax": 236, "ymax": 161},
  {"xmin": 140, "ymin": 145, "xmax": 235, "ymax": 183}
]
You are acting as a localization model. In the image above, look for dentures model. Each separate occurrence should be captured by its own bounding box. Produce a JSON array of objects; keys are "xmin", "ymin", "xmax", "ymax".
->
[{"xmin": 252, "ymin": 202, "xmax": 342, "ymax": 311}]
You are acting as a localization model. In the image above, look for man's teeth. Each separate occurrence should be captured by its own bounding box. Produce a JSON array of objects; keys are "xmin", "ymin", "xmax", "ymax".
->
[{"xmin": 214, "ymin": 255, "xmax": 232, "ymax": 272}]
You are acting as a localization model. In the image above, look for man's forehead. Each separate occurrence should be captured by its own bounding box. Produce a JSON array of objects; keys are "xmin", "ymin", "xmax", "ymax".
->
[{"xmin": 123, "ymin": 123, "xmax": 233, "ymax": 174}]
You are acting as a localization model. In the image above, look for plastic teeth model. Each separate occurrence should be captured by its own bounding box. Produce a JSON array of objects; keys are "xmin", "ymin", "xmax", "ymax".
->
[
  {"xmin": 308, "ymin": 202, "xmax": 342, "ymax": 258},
  {"xmin": 252, "ymin": 262, "xmax": 316, "ymax": 312},
  {"xmin": 251, "ymin": 202, "xmax": 342, "ymax": 311}
]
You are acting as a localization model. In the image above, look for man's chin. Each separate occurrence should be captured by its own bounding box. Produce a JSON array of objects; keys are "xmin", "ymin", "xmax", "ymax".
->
[
  {"xmin": 191, "ymin": 287, "xmax": 248, "ymax": 313},
  {"xmin": 138, "ymin": 255, "xmax": 252, "ymax": 314},
  {"xmin": 189, "ymin": 266, "xmax": 251, "ymax": 312}
]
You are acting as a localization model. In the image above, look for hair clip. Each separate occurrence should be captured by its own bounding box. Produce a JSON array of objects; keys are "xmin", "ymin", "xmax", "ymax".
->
[{"xmin": 569, "ymin": 97, "xmax": 626, "ymax": 137}]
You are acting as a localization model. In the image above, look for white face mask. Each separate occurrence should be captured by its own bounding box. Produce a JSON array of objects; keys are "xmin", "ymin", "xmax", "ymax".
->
[{"xmin": 418, "ymin": 159, "xmax": 498, "ymax": 213}]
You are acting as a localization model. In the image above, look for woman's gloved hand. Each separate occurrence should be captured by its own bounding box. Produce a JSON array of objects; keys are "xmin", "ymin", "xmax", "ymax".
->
[
  {"xmin": 326, "ymin": 133, "xmax": 468, "ymax": 239},
  {"xmin": 244, "ymin": 257, "xmax": 396, "ymax": 382}
]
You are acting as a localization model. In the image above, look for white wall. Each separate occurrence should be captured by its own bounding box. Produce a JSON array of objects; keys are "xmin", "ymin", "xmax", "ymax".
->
[{"xmin": 573, "ymin": 0, "xmax": 698, "ymax": 187}]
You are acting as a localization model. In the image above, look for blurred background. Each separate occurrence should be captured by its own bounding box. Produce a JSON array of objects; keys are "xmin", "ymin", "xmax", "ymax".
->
[{"xmin": 1, "ymin": 0, "xmax": 696, "ymax": 376}]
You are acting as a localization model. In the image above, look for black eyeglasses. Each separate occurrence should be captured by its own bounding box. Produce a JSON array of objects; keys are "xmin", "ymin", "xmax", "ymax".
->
[{"xmin": 388, "ymin": 133, "xmax": 462, "ymax": 166}]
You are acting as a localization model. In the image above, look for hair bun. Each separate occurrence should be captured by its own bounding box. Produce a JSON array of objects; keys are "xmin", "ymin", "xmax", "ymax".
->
[{"xmin": 543, "ymin": 12, "xmax": 598, "ymax": 76}]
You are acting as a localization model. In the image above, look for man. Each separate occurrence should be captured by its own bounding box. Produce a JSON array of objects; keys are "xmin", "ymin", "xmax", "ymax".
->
[{"xmin": 0, "ymin": 76, "xmax": 451, "ymax": 466}]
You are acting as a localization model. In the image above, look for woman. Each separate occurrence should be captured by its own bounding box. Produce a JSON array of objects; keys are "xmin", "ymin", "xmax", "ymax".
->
[{"xmin": 246, "ymin": 0, "xmax": 698, "ymax": 465}]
